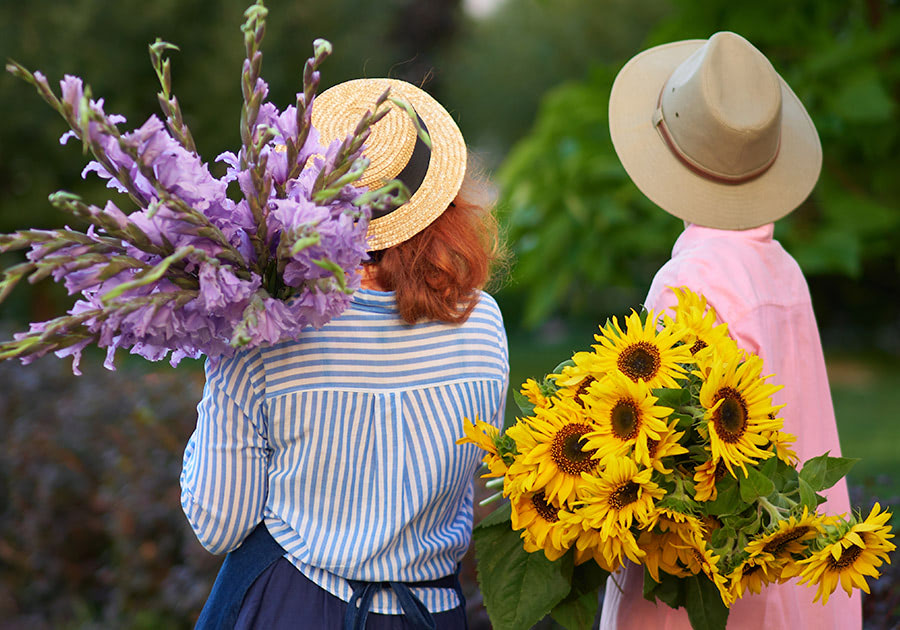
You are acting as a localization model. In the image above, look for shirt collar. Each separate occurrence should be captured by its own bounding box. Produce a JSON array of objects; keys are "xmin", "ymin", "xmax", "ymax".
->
[
  {"xmin": 674, "ymin": 222, "xmax": 775, "ymax": 254},
  {"xmin": 351, "ymin": 288, "xmax": 398, "ymax": 313}
]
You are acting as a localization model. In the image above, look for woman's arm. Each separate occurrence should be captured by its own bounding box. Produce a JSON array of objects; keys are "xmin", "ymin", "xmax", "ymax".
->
[{"xmin": 180, "ymin": 349, "xmax": 269, "ymax": 554}]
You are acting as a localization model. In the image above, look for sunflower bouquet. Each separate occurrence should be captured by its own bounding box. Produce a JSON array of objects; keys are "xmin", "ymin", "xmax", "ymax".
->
[
  {"xmin": 461, "ymin": 287, "xmax": 895, "ymax": 630},
  {"xmin": 0, "ymin": 2, "xmax": 405, "ymax": 373}
]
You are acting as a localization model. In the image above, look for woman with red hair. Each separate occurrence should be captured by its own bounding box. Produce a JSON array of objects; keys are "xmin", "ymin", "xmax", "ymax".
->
[{"xmin": 181, "ymin": 79, "xmax": 509, "ymax": 629}]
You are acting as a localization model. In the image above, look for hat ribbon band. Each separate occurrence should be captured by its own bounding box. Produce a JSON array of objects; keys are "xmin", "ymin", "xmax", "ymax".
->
[
  {"xmin": 371, "ymin": 113, "xmax": 432, "ymax": 221},
  {"xmin": 652, "ymin": 104, "xmax": 780, "ymax": 185}
]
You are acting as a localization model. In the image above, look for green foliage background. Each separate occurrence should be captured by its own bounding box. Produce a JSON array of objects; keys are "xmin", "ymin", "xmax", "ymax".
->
[{"xmin": 500, "ymin": 0, "xmax": 900, "ymax": 337}]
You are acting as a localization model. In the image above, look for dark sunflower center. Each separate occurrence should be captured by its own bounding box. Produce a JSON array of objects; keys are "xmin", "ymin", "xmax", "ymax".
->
[
  {"xmin": 610, "ymin": 399, "xmax": 641, "ymax": 440},
  {"xmin": 762, "ymin": 526, "xmax": 811, "ymax": 555},
  {"xmin": 617, "ymin": 342, "xmax": 661, "ymax": 382},
  {"xmin": 714, "ymin": 460, "xmax": 728, "ymax": 481},
  {"xmin": 647, "ymin": 438, "xmax": 660, "ymax": 458},
  {"xmin": 690, "ymin": 339, "xmax": 708, "ymax": 355},
  {"xmin": 742, "ymin": 563, "xmax": 763, "ymax": 577},
  {"xmin": 691, "ymin": 549, "xmax": 706, "ymax": 567},
  {"xmin": 712, "ymin": 387, "xmax": 748, "ymax": 442},
  {"xmin": 574, "ymin": 376, "xmax": 595, "ymax": 407},
  {"xmin": 827, "ymin": 544, "xmax": 863, "ymax": 570},
  {"xmin": 551, "ymin": 423, "xmax": 596, "ymax": 475},
  {"xmin": 608, "ymin": 480, "xmax": 640, "ymax": 510},
  {"xmin": 531, "ymin": 491, "xmax": 559, "ymax": 523}
]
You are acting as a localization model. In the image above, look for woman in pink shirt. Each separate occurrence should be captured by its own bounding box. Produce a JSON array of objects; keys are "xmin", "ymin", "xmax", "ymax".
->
[{"xmin": 599, "ymin": 31, "xmax": 862, "ymax": 629}]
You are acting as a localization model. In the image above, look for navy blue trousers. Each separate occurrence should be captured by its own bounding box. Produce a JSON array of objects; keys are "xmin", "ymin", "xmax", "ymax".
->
[{"xmin": 195, "ymin": 524, "xmax": 467, "ymax": 630}]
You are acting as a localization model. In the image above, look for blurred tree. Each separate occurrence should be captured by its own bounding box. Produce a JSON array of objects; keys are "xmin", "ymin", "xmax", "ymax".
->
[
  {"xmin": 439, "ymin": 0, "xmax": 670, "ymax": 160},
  {"xmin": 499, "ymin": 0, "xmax": 900, "ymax": 339}
]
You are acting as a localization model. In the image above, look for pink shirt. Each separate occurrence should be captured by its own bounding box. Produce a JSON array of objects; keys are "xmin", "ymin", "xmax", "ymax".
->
[{"xmin": 600, "ymin": 223, "xmax": 861, "ymax": 629}]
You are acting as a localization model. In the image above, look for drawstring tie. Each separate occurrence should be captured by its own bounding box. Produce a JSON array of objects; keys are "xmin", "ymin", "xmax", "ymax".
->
[{"xmin": 343, "ymin": 575, "xmax": 459, "ymax": 630}]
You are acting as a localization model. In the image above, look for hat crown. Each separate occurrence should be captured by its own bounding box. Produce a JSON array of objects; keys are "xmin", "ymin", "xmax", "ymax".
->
[
  {"xmin": 660, "ymin": 31, "xmax": 783, "ymax": 179},
  {"xmin": 313, "ymin": 82, "xmax": 419, "ymax": 190}
]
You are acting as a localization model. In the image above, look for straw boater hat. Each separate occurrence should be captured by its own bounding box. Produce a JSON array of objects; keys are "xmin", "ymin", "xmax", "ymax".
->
[
  {"xmin": 608, "ymin": 31, "xmax": 822, "ymax": 230},
  {"xmin": 311, "ymin": 78, "xmax": 467, "ymax": 251}
]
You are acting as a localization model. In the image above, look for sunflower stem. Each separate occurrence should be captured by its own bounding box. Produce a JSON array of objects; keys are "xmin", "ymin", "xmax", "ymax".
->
[
  {"xmin": 758, "ymin": 495, "xmax": 790, "ymax": 526},
  {"xmin": 478, "ymin": 491, "xmax": 504, "ymax": 507},
  {"xmin": 484, "ymin": 477, "xmax": 504, "ymax": 490}
]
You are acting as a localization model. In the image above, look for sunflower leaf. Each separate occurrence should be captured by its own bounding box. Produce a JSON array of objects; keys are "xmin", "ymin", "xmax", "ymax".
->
[
  {"xmin": 473, "ymin": 519, "xmax": 573, "ymax": 630},
  {"xmin": 820, "ymin": 454, "xmax": 858, "ymax": 490},
  {"xmin": 706, "ymin": 476, "xmax": 741, "ymax": 516},
  {"xmin": 513, "ymin": 389, "xmax": 536, "ymax": 417},
  {"xmin": 739, "ymin": 467, "xmax": 775, "ymax": 503},
  {"xmin": 549, "ymin": 559, "xmax": 608, "ymax": 629},
  {"xmin": 643, "ymin": 566, "xmax": 684, "ymax": 608},
  {"xmin": 684, "ymin": 574, "xmax": 729, "ymax": 630},
  {"xmin": 652, "ymin": 386, "xmax": 690, "ymax": 408},
  {"xmin": 798, "ymin": 477, "xmax": 820, "ymax": 510},
  {"xmin": 799, "ymin": 453, "xmax": 828, "ymax": 491},
  {"xmin": 475, "ymin": 500, "xmax": 512, "ymax": 530}
]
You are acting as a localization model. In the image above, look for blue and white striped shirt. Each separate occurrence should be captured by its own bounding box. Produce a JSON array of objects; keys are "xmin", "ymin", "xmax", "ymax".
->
[{"xmin": 181, "ymin": 289, "xmax": 508, "ymax": 614}]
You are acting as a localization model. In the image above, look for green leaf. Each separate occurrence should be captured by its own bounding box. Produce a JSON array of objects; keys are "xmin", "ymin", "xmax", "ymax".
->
[
  {"xmin": 799, "ymin": 454, "xmax": 828, "ymax": 491},
  {"xmin": 798, "ymin": 477, "xmax": 820, "ymax": 511},
  {"xmin": 475, "ymin": 500, "xmax": 512, "ymax": 530},
  {"xmin": 550, "ymin": 579, "xmax": 603, "ymax": 630},
  {"xmin": 683, "ymin": 575, "xmax": 729, "ymax": 630},
  {"xmin": 513, "ymin": 388, "xmax": 536, "ymax": 417},
  {"xmin": 822, "ymin": 456, "xmax": 858, "ymax": 490},
  {"xmin": 474, "ymin": 520, "xmax": 573, "ymax": 630},
  {"xmin": 739, "ymin": 466, "xmax": 775, "ymax": 503},
  {"xmin": 643, "ymin": 567, "xmax": 684, "ymax": 609},
  {"xmin": 651, "ymin": 387, "xmax": 691, "ymax": 408},
  {"xmin": 705, "ymin": 476, "xmax": 741, "ymax": 516}
]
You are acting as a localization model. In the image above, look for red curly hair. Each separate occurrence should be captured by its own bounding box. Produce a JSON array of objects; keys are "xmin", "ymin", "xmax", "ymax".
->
[{"xmin": 369, "ymin": 173, "xmax": 506, "ymax": 324}]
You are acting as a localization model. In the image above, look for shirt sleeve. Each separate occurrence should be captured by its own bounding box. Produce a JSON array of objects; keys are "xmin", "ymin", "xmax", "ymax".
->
[
  {"xmin": 180, "ymin": 348, "xmax": 269, "ymax": 555},
  {"xmin": 645, "ymin": 258, "xmax": 765, "ymax": 358}
]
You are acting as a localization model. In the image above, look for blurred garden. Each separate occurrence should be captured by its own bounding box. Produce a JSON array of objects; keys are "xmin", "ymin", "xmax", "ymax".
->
[{"xmin": 0, "ymin": 0, "xmax": 898, "ymax": 627}]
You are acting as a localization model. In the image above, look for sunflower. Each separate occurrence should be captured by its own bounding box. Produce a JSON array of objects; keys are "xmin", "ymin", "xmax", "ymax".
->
[
  {"xmin": 639, "ymin": 530, "xmax": 691, "ymax": 581},
  {"xmin": 692, "ymin": 457, "xmax": 730, "ymax": 502},
  {"xmin": 698, "ymin": 349, "xmax": 783, "ymax": 477},
  {"xmin": 509, "ymin": 489, "xmax": 578, "ymax": 561},
  {"xmin": 504, "ymin": 397, "xmax": 600, "ymax": 505},
  {"xmin": 574, "ymin": 456, "xmax": 665, "ymax": 538},
  {"xmin": 456, "ymin": 416, "xmax": 509, "ymax": 478},
  {"xmin": 797, "ymin": 503, "xmax": 896, "ymax": 604},
  {"xmin": 666, "ymin": 286, "xmax": 734, "ymax": 358},
  {"xmin": 593, "ymin": 309, "xmax": 692, "ymax": 389},
  {"xmin": 765, "ymin": 426, "xmax": 799, "ymax": 466},
  {"xmin": 645, "ymin": 419, "xmax": 689, "ymax": 474},
  {"xmin": 727, "ymin": 555, "xmax": 784, "ymax": 599},
  {"xmin": 550, "ymin": 350, "xmax": 604, "ymax": 407},
  {"xmin": 581, "ymin": 372, "xmax": 673, "ymax": 467},
  {"xmin": 566, "ymin": 519, "xmax": 645, "ymax": 571},
  {"xmin": 674, "ymin": 533, "xmax": 734, "ymax": 606},
  {"xmin": 745, "ymin": 507, "xmax": 824, "ymax": 567},
  {"xmin": 644, "ymin": 505, "xmax": 706, "ymax": 544},
  {"xmin": 519, "ymin": 378, "xmax": 550, "ymax": 410}
]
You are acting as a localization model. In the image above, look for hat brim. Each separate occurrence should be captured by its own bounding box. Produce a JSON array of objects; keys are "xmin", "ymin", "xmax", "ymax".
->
[
  {"xmin": 313, "ymin": 78, "xmax": 467, "ymax": 251},
  {"xmin": 608, "ymin": 40, "xmax": 822, "ymax": 229}
]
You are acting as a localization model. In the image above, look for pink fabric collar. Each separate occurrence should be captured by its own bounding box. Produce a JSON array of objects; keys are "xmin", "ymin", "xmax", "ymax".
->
[{"xmin": 674, "ymin": 222, "xmax": 775, "ymax": 254}]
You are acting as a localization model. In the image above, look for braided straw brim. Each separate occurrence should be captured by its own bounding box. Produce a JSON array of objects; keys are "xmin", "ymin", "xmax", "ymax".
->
[{"xmin": 312, "ymin": 78, "xmax": 467, "ymax": 251}]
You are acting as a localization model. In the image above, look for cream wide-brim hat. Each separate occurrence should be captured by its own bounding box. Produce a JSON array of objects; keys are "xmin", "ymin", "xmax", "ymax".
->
[
  {"xmin": 311, "ymin": 78, "xmax": 467, "ymax": 251},
  {"xmin": 608, "ymin": 31, "xmax": 822, "ymax": 230}
]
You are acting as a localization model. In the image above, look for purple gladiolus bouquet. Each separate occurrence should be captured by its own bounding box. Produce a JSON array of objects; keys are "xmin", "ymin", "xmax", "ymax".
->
[{"xmin": 0, "ymin": 2, "xmax": 401, "ymax": 374}]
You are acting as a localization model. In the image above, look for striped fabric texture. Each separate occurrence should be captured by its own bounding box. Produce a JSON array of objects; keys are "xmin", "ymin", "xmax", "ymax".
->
[{"xmin": 181, "ymin": 289, "xmax": 509, "ymax": 614}]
